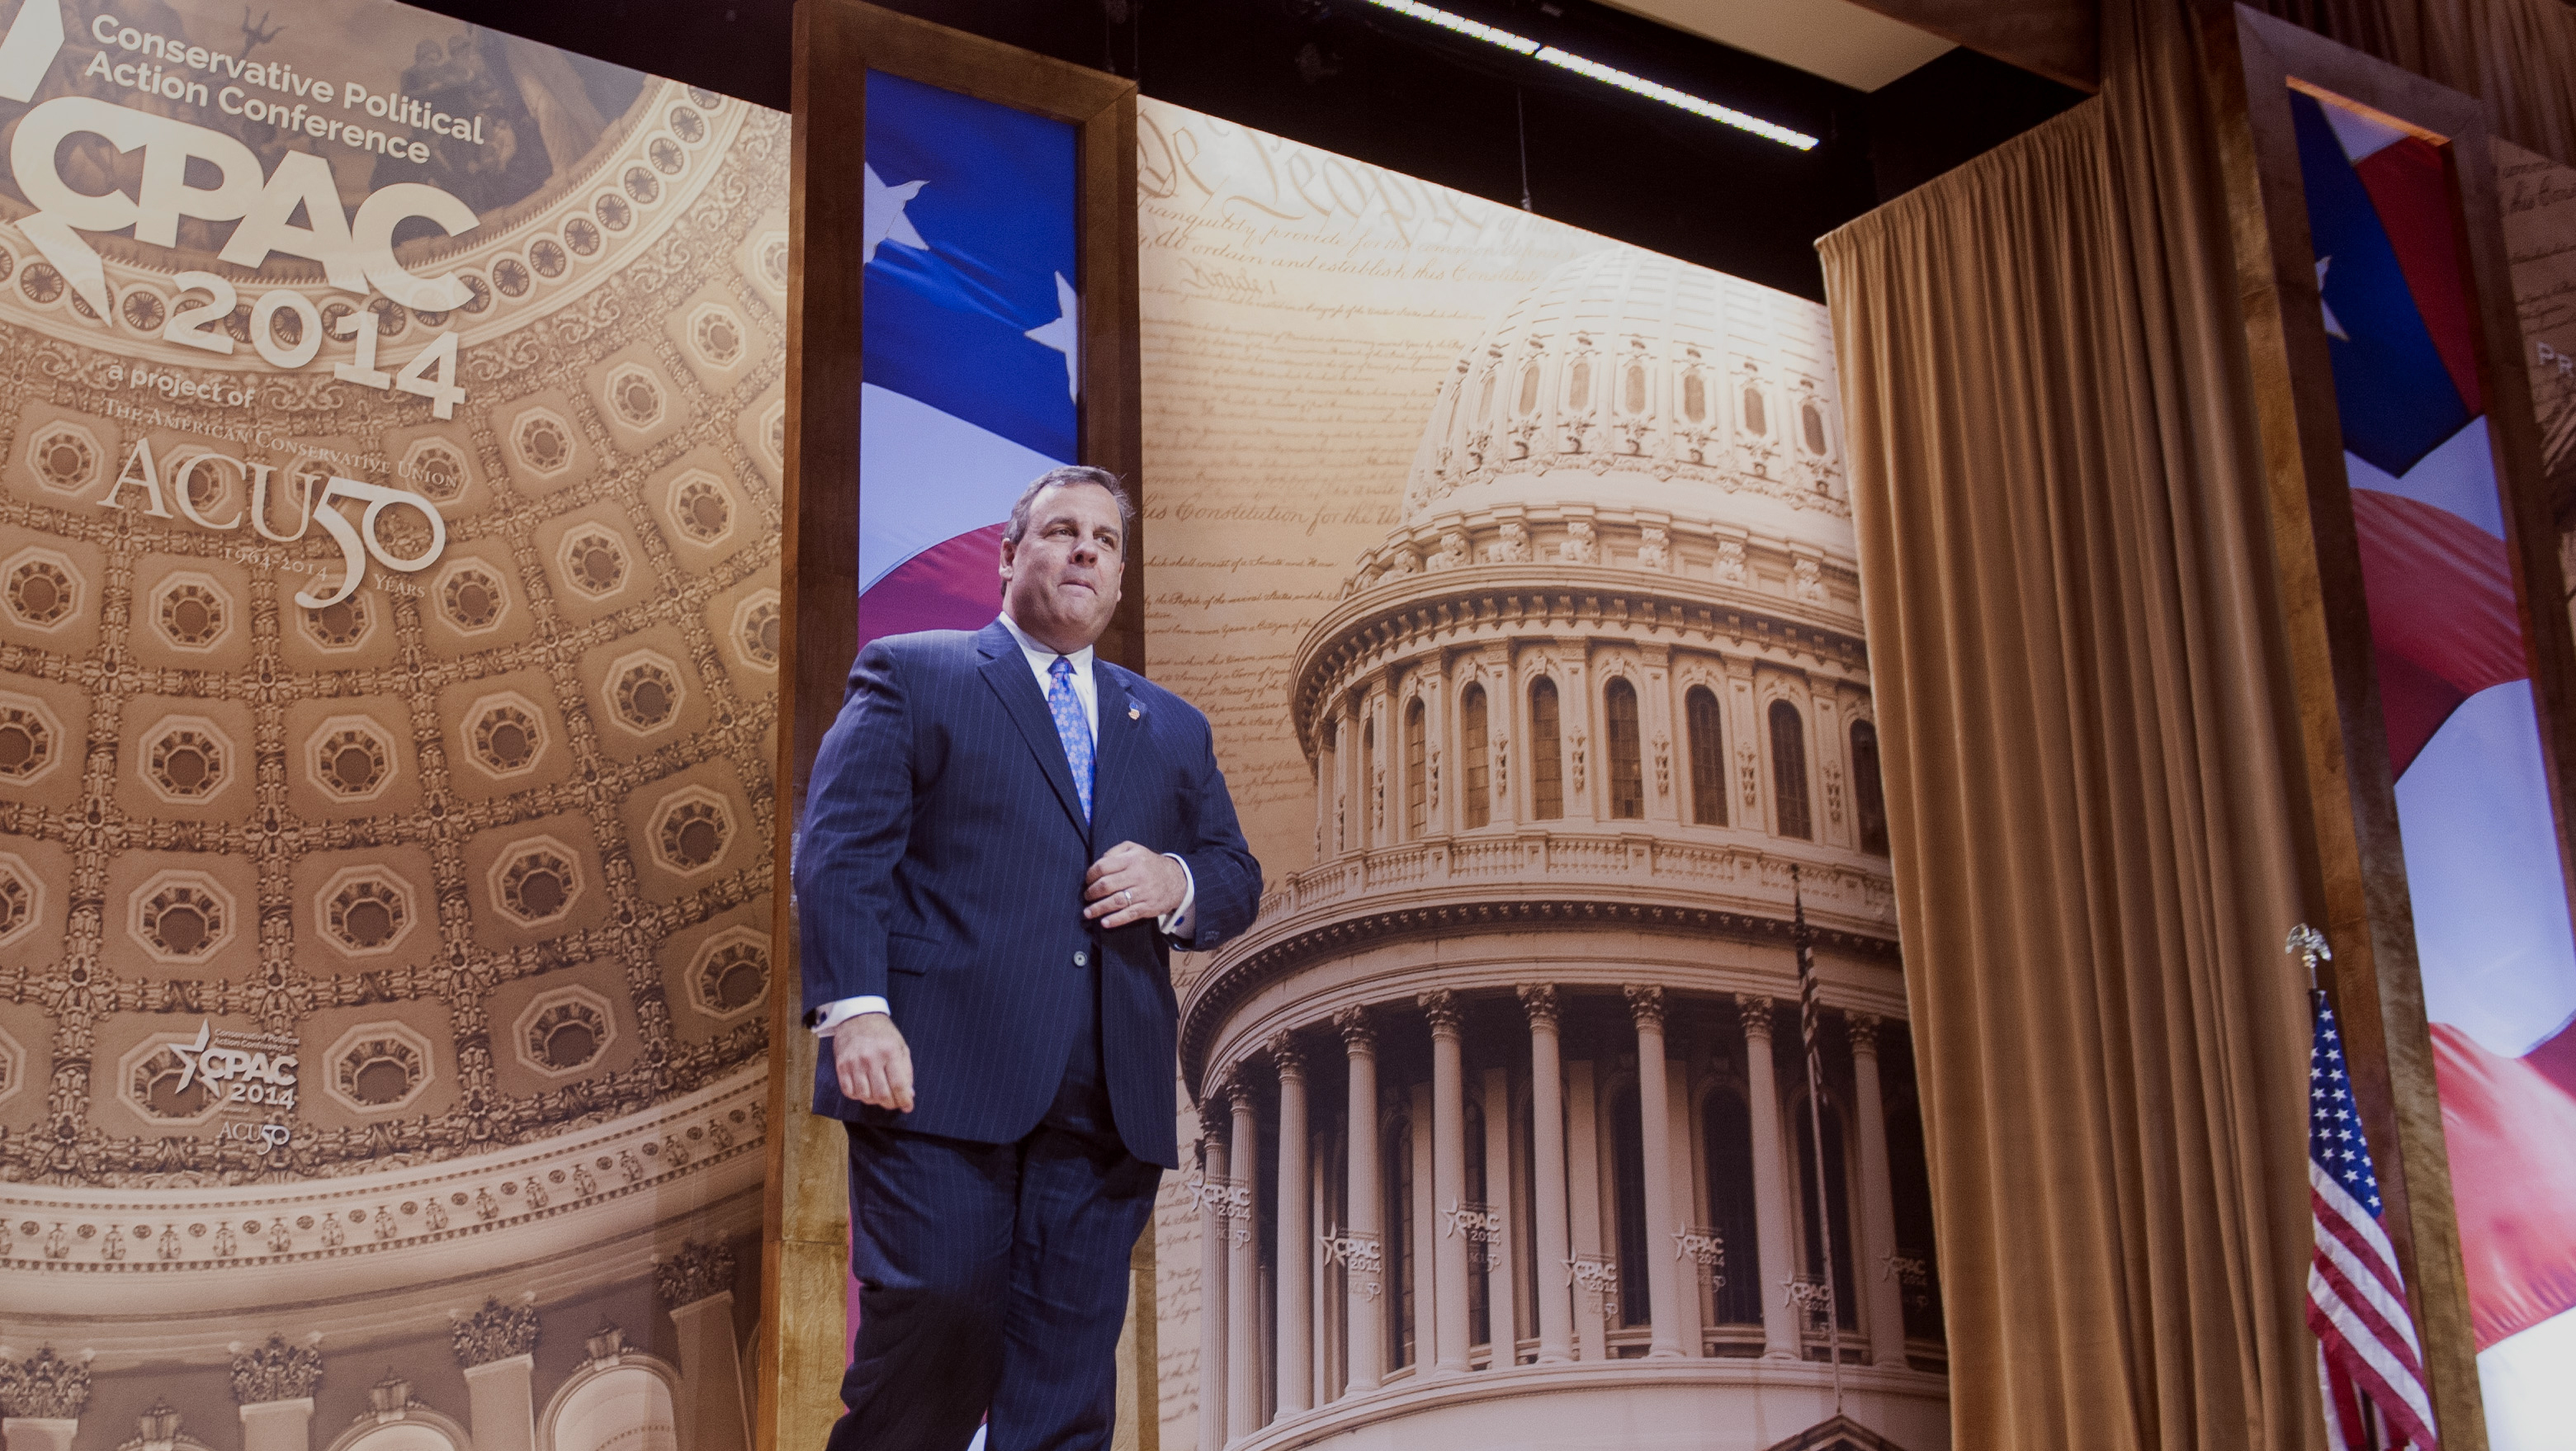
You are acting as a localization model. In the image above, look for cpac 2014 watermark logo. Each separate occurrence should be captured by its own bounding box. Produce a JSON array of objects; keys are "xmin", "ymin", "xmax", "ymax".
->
[
  {"xmin": 172, "ymin": 1019, "xmax": 300, "ymax": 1112},
  {"xmin": 0, "ymin": 0, "xmax": 480, "ymax": 420}
]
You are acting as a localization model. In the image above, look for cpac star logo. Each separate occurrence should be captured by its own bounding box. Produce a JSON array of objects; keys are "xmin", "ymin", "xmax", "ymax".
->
[
  {"xmin": 0, "ymin": 0, "xmax": 65, "ymax": 105},
  {"xmin": 171, "ymin": 1018, "xmax": 214, "ymax": 1092},
  {"xmin": 167, "ymin": 1019, "xmax": 300, "ymax": 1108}
]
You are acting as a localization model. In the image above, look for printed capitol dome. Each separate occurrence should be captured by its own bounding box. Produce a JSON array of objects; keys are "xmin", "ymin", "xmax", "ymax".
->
[
  {"xmin": 1380, "ymin": 246, "xmax": 1848, "ymax": 578},
  {"xmin": 1172, "ymin": 246, "xmax": 1948, "ymax": 1450}
]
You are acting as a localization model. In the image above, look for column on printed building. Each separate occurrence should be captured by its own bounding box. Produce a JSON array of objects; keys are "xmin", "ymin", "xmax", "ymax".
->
[
  {"xmin": 231, "ymin": 1335, "xmax": 324, "ymax": 1451},
  {"xmin": 453, "ymin": 1297, "xmax": 540, "ymax": 1451},
  {"xmin": 1170, "ymin": 251, "xmax": 1951, "ymax": 1449},
  {"xmin": 0, "ymin": 1348, "xmax": 89, "ymax": 1451},
  {"xmin": 658, "ymin": 1242, "xmax": 750, "ymax": 1451}
]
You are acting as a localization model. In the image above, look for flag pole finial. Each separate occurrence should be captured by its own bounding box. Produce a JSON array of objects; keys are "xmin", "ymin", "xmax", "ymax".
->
[{"xmin": 2285, "ymin": 923, "xmax": 2332, "ymax": 991}]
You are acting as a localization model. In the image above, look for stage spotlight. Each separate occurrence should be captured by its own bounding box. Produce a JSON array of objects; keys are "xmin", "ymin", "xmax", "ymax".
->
[{"xmin": 1360, "ymin": 0, "xmax": 1821, "ymax": 151}]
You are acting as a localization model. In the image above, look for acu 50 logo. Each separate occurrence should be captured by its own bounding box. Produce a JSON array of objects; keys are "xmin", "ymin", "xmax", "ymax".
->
[{"xmin": 1, "ymin": 0, "xmax": 475, "ymax": 418}]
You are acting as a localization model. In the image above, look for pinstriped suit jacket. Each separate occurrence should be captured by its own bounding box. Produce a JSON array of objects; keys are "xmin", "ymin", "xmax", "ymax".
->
[{"xmin": 794, "ymin": 620, "xmax": 1260, "ymax": 1168}]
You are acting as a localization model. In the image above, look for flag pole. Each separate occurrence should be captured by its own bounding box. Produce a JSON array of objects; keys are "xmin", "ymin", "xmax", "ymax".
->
[{"xmin": 1792, "ymin": 867, "xmax": 1843, "ymax": 1414}]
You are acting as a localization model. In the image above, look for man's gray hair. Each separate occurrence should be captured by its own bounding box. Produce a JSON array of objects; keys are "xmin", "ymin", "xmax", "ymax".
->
[{"xmin": 1001, "ymin": 466, "xmax": 1135, "ymax": 546}]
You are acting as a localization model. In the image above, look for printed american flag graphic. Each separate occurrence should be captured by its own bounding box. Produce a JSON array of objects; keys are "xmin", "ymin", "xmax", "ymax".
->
[{"xmin": 2308, "ymin": 988, "xmax": 2439, "ymax": 1449}]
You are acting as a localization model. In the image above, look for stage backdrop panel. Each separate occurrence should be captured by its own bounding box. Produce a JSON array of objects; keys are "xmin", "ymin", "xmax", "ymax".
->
[
  {"xmin": 1139, "ymin": 99, "xmax": 1946, "ymax": 1451},
  {"xmin": 0, "ymin": 4, "xmax": 784, "ymax": 1449}
]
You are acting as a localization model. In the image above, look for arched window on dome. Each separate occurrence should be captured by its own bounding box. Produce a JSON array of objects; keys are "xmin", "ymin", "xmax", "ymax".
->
[
  {"xmin": 541, "ymin": 1361, "xmax": 679, "ymax": 1451},
  {"xmin": 1686, "ymin": 687, "xmax": 1726, "ymax": 826},
  {"xmin": 1769, "ymin": 700, "xmax": 1811, "ymax": 839},
  {"xmin": 1604, "ymin": 678, "xmax": 1643, "ymax": 820},
  {"xmin": 1567, "ymin": 355, "xmax": 1592, "ymax": 414},
  {"xmin": 1801, "ymin": 398, "xmax": 1829, "ymax": 456},
  {"xmin": 1463, "ymin": 1094, "xmax": 1492, "ymax": 1349},
  {"xmin": 1477, "ymin": 366, "xmax": 1497, "ymax": 428},
  {"xmin": 1682, "ymin": 369, "xmax": 1708, "ymax": 424},
  {"xmin": 1702, "ymin": 1080, "xmax": 1762, "ymax": 1328},
  {"xmin": 1516, "ymin": 359, "xmax": 1542, "ymax": 416},
  {"xmin": 1791, "ymin": 1086, "xmax": 1860, "ymax": 1335},
  {"xmin": 1741, "ymin": 381, "xmax": 1768, "ymax": 437},
  {"xmin": 1623, "ymin": 359, "xmax": 1647, "ymax": 414},
  {"xmin": 1361, "ymin": 716, "xmax": 1377, "ymax": 848},
  {"xmin": 1460, "ymin": 684, "xmax": 1490, "ymax": 829},
  {"xmin": 1404, "ymin": 698, "xmax": 1427, "ymax": 838},
  {"xmin": 1387, "ymin": 1106, "xmax": 1417, "ymax": 1368},
  {"xmin": 1885, "ymin": 1066, "xmax": 1947, "ymax": 1349},
  {"xmin": 1318, "ymin": 719, "xmax": 1340, "ymax": 853},
  {"xmin": 1609, "ymin": 1075, "xmax": 1652, "ymax": 1329},
  {"xmin": 1851, "ymin": 719, "xmax": 1888, "ymax": 856},
  {"xmin": 1529, "ymin": 678, "xmax": 1563, "ymax": 820}
]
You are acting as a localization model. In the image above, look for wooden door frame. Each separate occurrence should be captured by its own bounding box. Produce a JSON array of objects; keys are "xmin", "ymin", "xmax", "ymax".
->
[{"xmin": 763, "ymin": 7, "xmax": 1145, "ymax": 1448}]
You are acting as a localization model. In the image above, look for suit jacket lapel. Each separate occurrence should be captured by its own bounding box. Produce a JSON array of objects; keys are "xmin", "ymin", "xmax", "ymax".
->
[
  {"xmin": 975, "ymin": 622, "xmax": 1088, "ymax": 836},
  {"xmin": 1090, "ymin": 665, "xmax": 1142, "ymax": 850}
]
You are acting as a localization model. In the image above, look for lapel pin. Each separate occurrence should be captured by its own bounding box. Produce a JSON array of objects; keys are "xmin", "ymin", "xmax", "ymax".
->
[{"xmin": 1127, "ymin": 707, "xmax": 1141, "ymax": 721}]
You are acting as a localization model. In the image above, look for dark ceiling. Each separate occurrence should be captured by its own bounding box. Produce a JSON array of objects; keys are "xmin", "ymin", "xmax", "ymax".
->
[{"xmin": 395, "ymin": 0, "xmax": 2081, "ymax": 300}]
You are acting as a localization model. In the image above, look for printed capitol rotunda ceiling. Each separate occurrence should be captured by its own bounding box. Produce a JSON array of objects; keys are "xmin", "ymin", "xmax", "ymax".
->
[{"xmin": 0, "ymin": 25, "xmax": 785, "ymax": 1373}]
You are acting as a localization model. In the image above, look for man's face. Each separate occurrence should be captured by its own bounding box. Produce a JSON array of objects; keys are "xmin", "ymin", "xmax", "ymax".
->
[{"xmin": 1000, "ymin": 482, "xmax": 1125, "ymax": 651}]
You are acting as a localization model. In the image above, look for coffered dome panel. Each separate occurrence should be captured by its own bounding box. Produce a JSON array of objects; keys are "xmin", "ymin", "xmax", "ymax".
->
[
  {"xmin": 499, "ymin": 395, "xmax": 600, "ymax": 497},
  {"xmin": 622, "ymin": 765, "xmax": 754, "ymax": 896},
  {"xmin": 0, "ymin": 679, "xmax": 78, "ymax": 806},
  {"xmin": 423, "ymin": 551, "xmax": 534, "ymax": 653},
  {"xmin": 279, "ymin": 587, "xmax": 399, "ymax": 673},
  {"xmin": 709, "ymin": 583, "xmax": 781, "ymax": 681},
  {"xmin": 537, "ymin": 507, "xmax": 655, "ymax": 624},
  {"xmin": 465, "ymin": 817, "xmax": 609, "ymax": 948},
  {"xmin": 292, "ymin": 846, "xmax": 440, "ymax": 966},
  {"xmin": 119, "ymin": 702, "xmax": 255, "ymax": 820},
  {"xmin": 133, "ymin": 558, "xmax": 256, "ymax": 673},
  {"xmin": 488, "ymin": 967, "xmax": 640, "ymax": 1096},
  {"xmin": 0, "ymin": 836, "xmax": 66, "ymax": 970},
  {"xmin": 318, "ymin": 1019, "xmax": 439, "ymax": 1117},
  {"xmin": 0, "ymin": 530, "xmax": 104, "ymax": 656},
  {"xmin": 664, "ymin": 287, "xmax": 759, "ymax": 391},
  {"xmin": 395, "ymin": 432, "xmax": 479, "ymax": 512},
  {"xmin": 584, "ymin": 631, "xmax": 710, "ymax": 758},
  {"xmin": 8, "ymin": 407, "xmax": 115, "ymax": 505},
  {"xmin": 279, "ymin": 700, "xmax": 421, "ymax": 820},
  {"xmin": 98, "ymin": 852, "xmax": 258, "ymax": 978},
  {"xmin": 1, "ymin": 543, "xmax": 85, "ymax": 636},
  {"xmin": 436, "ymin": 674, "xmax": 574, "ymax": 803},
  {"xmin": 512, "ymin": 984, "xmax": 622, "ymax": 1080},
  {"xmin": 685, "ymin": 925, "xmax": 769, "ymax": 1025},
  {"xmin": 654, "ymin": 456, "xmax": 752, "ymax": 565},
  {"xmin": 591, "ymin": 347, "xmax": 692, "ymax": 451}
]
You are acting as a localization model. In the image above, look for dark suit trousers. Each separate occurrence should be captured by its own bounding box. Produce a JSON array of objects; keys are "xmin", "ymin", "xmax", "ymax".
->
[{"xmin": 830, "ymin": 965, "xmax": 1160, "ymax": 1451}]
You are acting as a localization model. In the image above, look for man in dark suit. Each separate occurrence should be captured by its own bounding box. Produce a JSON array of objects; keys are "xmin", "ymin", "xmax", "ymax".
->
[{"xmin": 796, "ymin": 465, "xmax": 1260, "ymax": 1451}]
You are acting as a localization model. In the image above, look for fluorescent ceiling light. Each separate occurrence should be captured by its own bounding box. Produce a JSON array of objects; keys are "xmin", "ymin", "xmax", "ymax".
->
[{"xmin": 1362, "ymin": 0, "xmax": 1821, "ymax": 151}]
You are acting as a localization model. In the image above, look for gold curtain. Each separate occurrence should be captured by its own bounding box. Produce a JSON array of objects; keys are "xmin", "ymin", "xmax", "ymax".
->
[
  {"xmin": 1815, "ymin": 1, "xmax": 2320, "ymax": 1444},
  {"xmin": 2252, "ymin": 0, "xmax": 2576, "ymax": 163}
]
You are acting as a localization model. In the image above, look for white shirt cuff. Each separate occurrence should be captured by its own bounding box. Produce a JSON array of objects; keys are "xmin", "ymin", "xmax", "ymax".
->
[
  {"xmin": 811, "ymin": 996, "xmax": 890, "ymax": 1036},
  {"xmin": 1159, "ymin": 853, "xmax": 1197, "ymax": 940}
]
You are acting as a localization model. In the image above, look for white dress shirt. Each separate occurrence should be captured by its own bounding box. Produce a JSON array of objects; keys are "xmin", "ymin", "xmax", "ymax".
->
[{"xmin": 812, "ymin": 615, "xmax": 1197, "ymax": 1036}]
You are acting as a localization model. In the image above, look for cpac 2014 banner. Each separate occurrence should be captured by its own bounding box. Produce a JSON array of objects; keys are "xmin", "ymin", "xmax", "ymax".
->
[{"xmin": 0, "ymin": 3, "xmax": 784, "ymax": 1449}]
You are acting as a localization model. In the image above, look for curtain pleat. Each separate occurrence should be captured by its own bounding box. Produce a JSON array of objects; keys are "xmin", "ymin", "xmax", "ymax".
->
[{"xmin": 1815, "ymin": 1, "xmax": 2321, "ymax": 1442}]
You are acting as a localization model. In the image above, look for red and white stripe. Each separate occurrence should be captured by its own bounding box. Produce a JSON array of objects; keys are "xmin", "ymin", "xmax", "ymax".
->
[{"xmin": 2309, "ymin": 1161, "xmax": 2438, "ymax": 1449}]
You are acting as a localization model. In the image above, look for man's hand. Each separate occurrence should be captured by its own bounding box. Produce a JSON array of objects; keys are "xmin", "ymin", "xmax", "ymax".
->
[
  {"xmin": 832, "ymin": 1014, "xmax": 915, "ymax": 1112},
  {"xmin": 1084, "ymin": 841, "xmax": 1187, "ymax": 929}
]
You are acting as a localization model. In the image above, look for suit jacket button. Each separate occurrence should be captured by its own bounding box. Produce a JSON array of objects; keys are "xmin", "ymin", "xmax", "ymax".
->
[{"xmin": 1073, "ymin": 950, "xmax": 1089, "ymax": 967}]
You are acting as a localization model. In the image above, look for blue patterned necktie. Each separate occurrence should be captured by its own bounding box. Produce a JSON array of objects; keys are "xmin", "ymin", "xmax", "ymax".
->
[{"xmin": 1047, "ymin": 655, "xmax": 1094, "ymax": 822}]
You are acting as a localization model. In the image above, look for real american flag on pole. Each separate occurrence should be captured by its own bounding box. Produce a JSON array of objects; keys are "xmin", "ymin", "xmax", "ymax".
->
[{"xmin": 2306, "ymin": 983, "xmax": 2438, "ymax": 1450}]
